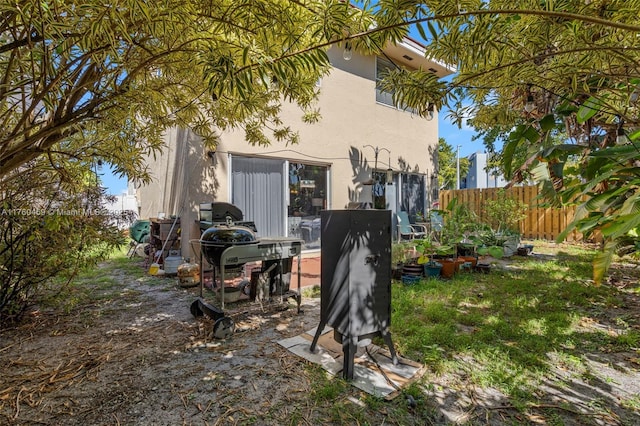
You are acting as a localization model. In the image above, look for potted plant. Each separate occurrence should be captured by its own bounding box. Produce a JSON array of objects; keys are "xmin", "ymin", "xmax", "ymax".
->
[
  {"xmin": 475, "ymin": 227, "xmax": 505, "ymax": 259},
  {"xmin": 437, "ymin": 197, "xmax": 481, "ymax": 259},
  {"xmin": 483, "ymin": 189, "xmax": 527, "ymax": 257},
  {"xmin": 423, "ymin": 260, "xmax": 442, "ymax": 277},
  {"xmin": 414, "ymin": 238, "xmax": 434, "ymax": 263},
  {"xmin": 414, "ymin": 239, "xmax": 442, "ymax": 277},
  {"xmin": 457, "ymin": 241, "xmax": 476, "ymax": 257},
  {"xmin": 438, "ymin": 258, "xmax": 456, "ymax": 278},
  {"xmin": 391, "ymin": 241, "xmax": 414, "ymax": 279},
  {"xmin": 398, "ymin": 241, "xmax": 423, "ymax": 278},
  {"xmin": 456, "ymin": 234, "xmax": 482, "ymax": 267},
  {"xmin": 434, "ymin": 244, "xmax": 456, "ymax": 258},
  {"xmin": 426, "ymin": 244, "xmax": 454, "ymax": 278}
]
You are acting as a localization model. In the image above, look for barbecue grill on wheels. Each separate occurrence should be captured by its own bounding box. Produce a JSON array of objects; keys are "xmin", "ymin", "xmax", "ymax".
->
[{"xmin": 191, "ymin": 202, "xmax": 303, "ymax": 339}]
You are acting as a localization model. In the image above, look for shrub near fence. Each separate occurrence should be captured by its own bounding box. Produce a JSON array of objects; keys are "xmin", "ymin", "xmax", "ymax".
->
[{"xmin": 439, "ymin": 186, "xmax": 582, "ymax": 242}]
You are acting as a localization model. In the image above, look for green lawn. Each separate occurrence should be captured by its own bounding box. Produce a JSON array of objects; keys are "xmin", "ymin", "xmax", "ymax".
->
[{"xmin": 387, "ymin": 240, "xmax": 640, "ymax": 417}]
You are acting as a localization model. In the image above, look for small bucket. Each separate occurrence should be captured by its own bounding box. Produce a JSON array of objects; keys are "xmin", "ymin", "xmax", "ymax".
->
[{"xmin": 148, "ymin": 263, "xmax": 160, "ymax": 275}]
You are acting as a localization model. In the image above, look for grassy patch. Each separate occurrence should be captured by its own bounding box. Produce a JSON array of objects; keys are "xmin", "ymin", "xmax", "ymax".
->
[
  {"xmin": 303, "ymin": 364, "xmax": 441, "ymax": 424},
  {"xmin": 107, "ymin": 246, "xmax": 149, "ymax": 277},
  {"xmin": 302, "ymin": 284, "xmax": 321, "ymax": 298},
  {"xmin": 622, "ymin": 395, "xmax": 640, "ymax": 411},
  {"xmin": 30, "ymin": 240, "xmax": 638, "ymax": 425},
  {"xmin": 389, "ymin": 240, "xmax": 639, "ymax": 415},
  {"xmin": 307, "ymin": 364, "xmax": 348, "ymax": 402},
  {"xmin": 40, "ymin": 246, "xmax": 148, "ymax": 313}
]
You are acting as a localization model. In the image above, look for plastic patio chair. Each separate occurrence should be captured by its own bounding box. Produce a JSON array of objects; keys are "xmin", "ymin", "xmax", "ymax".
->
[
  {"xmin": 397, "ymin": 211, "xmax": 427, "ymax": 241},
  {"xmin": 429, "ymin": 210, "xmax": 444, "ymax": 242}
]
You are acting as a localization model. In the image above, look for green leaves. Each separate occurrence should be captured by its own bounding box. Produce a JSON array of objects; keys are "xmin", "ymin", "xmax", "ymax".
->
[
  {"xmin": 539, "ymin": 114, "xmax": 556, "ymax": 131},
  {"xmin": 1, "ymin": 160, "xmax": 127, "ymax": 321},
  {"xmin": 601, "ymin": 213, "xmax": 640, "ymax": 239},
  {"xmin": 553, "ymin": 135, "xmax": 640, "ymax": 283},
  {"xmin": 502, "ymin": 124, "xmax": 541, "ymax": 178},
  {"xmin": 415, "ymin": 20, "xmax": 440, "ymax": 42},
  {"xmin": 5, "ymin": 0, "xmax": 640, "ymax": 288},
  {"xmin": 590, "ymin": 142, "xmax": 640, "ymax": 161},
  {"xmin": 593, "ymin": 241, "xmax": 615, "ymax": 285},
  {"xmin": 576, "ymin": 96, "xmax": 603, "ymax": 124},
  {"xmin": 409, "ymin": 0, "xmax": 640, "ymax": 283},
  {"xmin": 377, "ymin": 67, "xmax": 447, "ymax": 116},
  {"xmin": 437, "ymin": 138, "xmax": 470, "ymax": 190},
  {"xmin": 1, "ymin": 0, "xmax": 373, "ymax": 180}
]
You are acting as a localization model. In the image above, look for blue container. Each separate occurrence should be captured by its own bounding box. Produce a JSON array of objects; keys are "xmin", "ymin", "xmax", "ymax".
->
[
  {"xmin": 401, "ymin": 275, "xmax": 421, "ymax": 285},
  {"xmin": 424, "ymin": 261, "xmax": 442, "ymax": 278}
]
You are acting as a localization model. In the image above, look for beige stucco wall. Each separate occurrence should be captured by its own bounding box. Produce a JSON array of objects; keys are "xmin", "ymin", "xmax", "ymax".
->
[
  {"xmin": 137, "ymin": 46, "xmax": 443, "ymax": 258},
  {"xmin": 210, "ymin": 47, "xmax": 439, "ymax": 206}
]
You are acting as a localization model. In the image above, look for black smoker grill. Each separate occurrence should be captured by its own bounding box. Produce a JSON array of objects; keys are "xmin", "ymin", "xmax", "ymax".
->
[{"xmin": 310, "ymin": 209, "xmax": 398, "ymax": 380}]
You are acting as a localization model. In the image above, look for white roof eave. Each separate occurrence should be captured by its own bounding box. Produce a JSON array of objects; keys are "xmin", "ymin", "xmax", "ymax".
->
[{"xmin": 382, "ymin": 37, "xmax": 457, "ymax": 76}]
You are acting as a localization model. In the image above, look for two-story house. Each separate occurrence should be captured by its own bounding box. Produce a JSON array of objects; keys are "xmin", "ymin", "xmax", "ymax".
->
[{"xmin": 137, "ymin": 38, "xmax": 453, "ymax": 257}]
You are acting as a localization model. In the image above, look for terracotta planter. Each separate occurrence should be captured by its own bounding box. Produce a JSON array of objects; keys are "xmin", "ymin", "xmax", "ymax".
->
[
  {"xmin": 439, "ymin": 259, "xmax": 456, "ymax": 278},
  {"xmin": 460, "ymin": 256, "xmax": 477, "ymax": 268}
]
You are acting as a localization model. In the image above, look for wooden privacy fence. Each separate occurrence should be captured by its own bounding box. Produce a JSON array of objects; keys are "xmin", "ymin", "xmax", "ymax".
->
[{"xmin": 439, "ymin": 186, "xmax": 582, "ymax": 242}]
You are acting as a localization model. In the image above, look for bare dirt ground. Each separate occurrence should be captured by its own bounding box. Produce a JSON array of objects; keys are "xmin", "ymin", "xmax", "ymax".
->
[
  {"xmin": 0, "ymin": 264, "xmax": 328, "ymax": 426},
  {"xmin": 1, "ymin": 250, "xmax": 639, "ymax": 426}
]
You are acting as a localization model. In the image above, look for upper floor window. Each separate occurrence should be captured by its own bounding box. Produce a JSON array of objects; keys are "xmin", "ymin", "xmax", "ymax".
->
[
  {"xmin": 375, "ymin": 57, "xmax": 418, "ymax": 114},
  {"xmin": 376, "ymin": 57, "xmax": 396, "ymax": 107}
]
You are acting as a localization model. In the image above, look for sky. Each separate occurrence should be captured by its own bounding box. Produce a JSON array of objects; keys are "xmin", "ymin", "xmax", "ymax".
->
[
  {"xmin": 100, "ymin": 165, "xmax": 128, "ymax": 196},
  {"xmin": 437, "ymin": 105, "xmax": 484, "ymax": 158}
]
